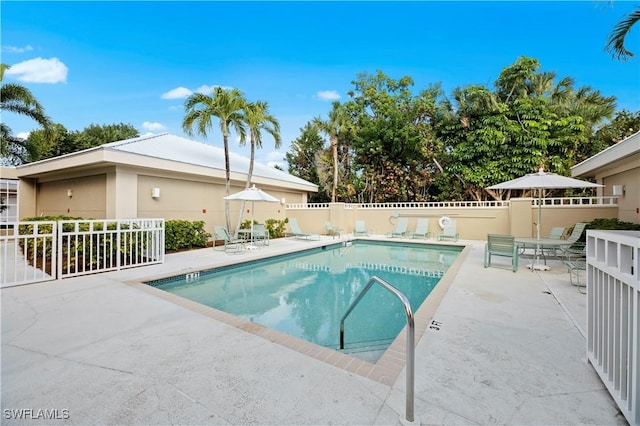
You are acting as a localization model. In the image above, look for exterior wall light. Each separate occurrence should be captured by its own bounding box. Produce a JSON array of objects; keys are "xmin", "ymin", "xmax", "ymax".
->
[
  {"xmin": 151, "ymin": 187, "xmax": 161, "ymax": 198},
  {"xmin": 612, "ymin": 185, "xmax": 625, "ymax": 196},
  {"xmin": 67, "ymin": 189, "xmax": 73, "ymax": 198}
]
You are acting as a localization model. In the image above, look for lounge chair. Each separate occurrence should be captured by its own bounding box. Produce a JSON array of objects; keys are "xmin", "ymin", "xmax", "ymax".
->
[
  {"xmin": 214, "ymin": 225, "xmax": 245, "ymax": 254},
  {"xmin": 552, "ymin": 222, "xmax": 588, "ymax": 260},
  {"xmin": 387, "ymin": 217, "xmax": 408, "ymax": 238},
  {"xmin": 437, "ymin": 220, "xmax": 459, "ymax": 242},
  {"xmin": 410, "ymin": 218, "xmax": 430, "ymax": 239},
  {"xmin": 354, "ymin": 220, "xmax": 371, "ymax": 237},
  {"xmin": 288, "ymin": 218, "xmax": 320, "ymax": 240},
  {"xmin": 325, "ymin": 221, "xmax": 343, "ymax": 239},
  {"xmin": 484, "ymin": 234, "xmax": 519, "ymax": 272}
]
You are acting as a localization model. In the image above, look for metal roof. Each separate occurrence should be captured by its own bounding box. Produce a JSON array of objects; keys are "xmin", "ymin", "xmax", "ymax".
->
[{"xmin": 18, "ymin": 133, "xmax": 318, "ymax": 191}]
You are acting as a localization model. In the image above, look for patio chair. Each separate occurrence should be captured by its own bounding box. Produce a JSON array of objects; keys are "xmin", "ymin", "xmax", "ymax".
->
[
  {"xmin": 288, "ymin": 218, "xmax": 320, "ymax": 240},
  {"xmin": 437, "ymin": 220, "xmax": 459, "ymax": 242},
  {"xmin": 409, "ymin": 218, "xmax": 430, "ymax": 239},
  {"xmin": 387, "ymin": 217, "xmax": 408, "ymax": 238},
  {"xmin": 484, "ymin": 233, "xmax": 519, "ymax": 272},
  {"xmin": 564, "ymin": 257, "xmax": 587, "ymax": 293},
  {"xmin": 354, "ymin": 220, "xmax": 371, "ymax": 237},
  {"xmin": 214, "ymin": 225, "xmax": 245, "ymax": 254},
  {"xmin": 252, "ymin": 223, "xmax": 269, "ymax": 246},
  {"xmin": 325, "ymin": 221, "xmax": 343, "ymax": 238}
]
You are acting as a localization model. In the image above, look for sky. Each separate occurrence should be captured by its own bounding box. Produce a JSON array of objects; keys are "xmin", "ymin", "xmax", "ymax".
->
[{"xmin": 2, "ymin": 1, "xmax": 639, "ymax": 169}]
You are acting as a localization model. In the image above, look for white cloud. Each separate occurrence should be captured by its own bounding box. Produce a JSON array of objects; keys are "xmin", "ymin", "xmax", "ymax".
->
[
  {"xmin": 316, "ymin": 90, "xmax": 340, "ymax": 101},
  {"xmin": 161, "ymin": 87, "xmax": 192, "ymax": 99},
  {"xmin": 2, "ymin": 45, "xmax": 34, "ymax": 54},
  {"xmin": 16, "ymin": 131, "xmax": 30, "ymax": 140},
  {"xmin": 264, "ymin": 150, "xmax": 285, "ymax": 163},
  {"xmin": 5, "ymin": 57, "xmax": 67, "ymax": 83},
  {"xmin": 195, "ymin": 85, "xmax": 217, "ymax": 95},
  {"xmin": 142, "ymin": 121, "xmax": 166, "ymax": 132}
]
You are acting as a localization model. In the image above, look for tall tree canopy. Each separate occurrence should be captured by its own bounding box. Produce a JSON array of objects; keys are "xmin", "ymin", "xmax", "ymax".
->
[
  {"xmin": 344, "ymin": 71, "xmax": 442, "ymax": 203},
  {"xmin": 285, "ymin": 57, "xmax": 626, "ymax": 203}
]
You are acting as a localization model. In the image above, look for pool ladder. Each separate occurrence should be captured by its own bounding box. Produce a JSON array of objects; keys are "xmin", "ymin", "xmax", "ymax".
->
[{"xmin": 339, "ymin": 276, "xmax": 415, "ymax": 423}]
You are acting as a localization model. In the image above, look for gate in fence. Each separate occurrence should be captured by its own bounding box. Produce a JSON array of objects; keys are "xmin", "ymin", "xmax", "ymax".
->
[{"xmin": 1, "ymin": 219, "xmax": 165, "ymax": 288}]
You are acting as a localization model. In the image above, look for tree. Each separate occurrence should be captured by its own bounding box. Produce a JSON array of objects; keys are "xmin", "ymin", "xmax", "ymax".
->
[
  {"xmin": 76, "ymin": 123, "xmax": 139, "ymax": 147},
  {"xmin": 313, "ymin": 102, "xmax": 351, "ymax": 202},
  {"xmin": 242, "ymin": 100, "xmax": 281, "ymax": 187},
  {"xmin": 286, "ymin": 122, "xmax": 329, "ymax": 202},
  {"xmin": 0, "ymin": 63, "xmax": 52, "ymax": 165},
  {"xmin": 606, "ymin": 7, "xmax": 640, "ymax": 60},
  {"xmin": 587, "ymin": 109, "xmax": 640, "ymax": 160},
  {"xmin": 24, "ymin": 122, "xmax": 139, "ymax": 162},
  {"xmin": 345, "ymin": 71, "xmax": 441, "ymax": 202},
  {"xmin": 233, "ymin": 100, "xmax": 280, "ymax": 231},
  {"xmin": 436, "ymin": 57, "xmax": 593, "ymax": 201},
  {"xmin": 182, "ymin": 87, "xmax": 247, "ymax": 231}
]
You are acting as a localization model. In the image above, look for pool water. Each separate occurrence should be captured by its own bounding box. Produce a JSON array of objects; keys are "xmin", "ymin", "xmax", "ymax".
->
[{"xmin": 150, "ymin": 240, "xmax": 460, "ymax": 362}]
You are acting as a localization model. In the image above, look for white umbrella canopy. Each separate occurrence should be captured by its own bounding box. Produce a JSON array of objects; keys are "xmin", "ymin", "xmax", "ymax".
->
[
  {"xmin": 224, "ymin": 185, "xmax": 280, "ymax": 247},
  {"xmin": 487, "ymin": 167, "xmax": 603, "ymax": 269},
  {"xmin": 224, "ymin": 184, "xmax": 281, "ymax": 203}
]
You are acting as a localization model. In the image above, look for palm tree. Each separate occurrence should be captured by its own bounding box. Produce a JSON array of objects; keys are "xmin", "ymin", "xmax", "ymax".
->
[
  {"xmin": 242, "ymin": 100, "xmax": 281, "ymax": 187},
  {"xmin": 182, "ymin": 87, "xmax": 247, "ymax": 231},
  {"xmin": 1, "ymin": 63, "xmax": 52, "ymax": 165},
  {"xmin": 232, "ymin": 100, "xmax": 281, "ymax": 232},
  {"xmin": 606, "ymin": 7, "xmax": 640, "ymax": 60},
  {"xmin": 313, "ymin": 102, "xmax": 350, "ymax": 202}
]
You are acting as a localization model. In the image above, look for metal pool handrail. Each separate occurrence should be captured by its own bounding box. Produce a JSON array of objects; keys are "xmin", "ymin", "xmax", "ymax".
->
[{"xmin": 339, "ymin": 276, "xmax": 415, "ymax": 423}]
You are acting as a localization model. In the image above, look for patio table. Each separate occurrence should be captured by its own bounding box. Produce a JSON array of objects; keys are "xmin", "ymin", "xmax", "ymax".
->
[{"xmin": 515, "ymin": 237, "xmax": 570, "ymax": 271}]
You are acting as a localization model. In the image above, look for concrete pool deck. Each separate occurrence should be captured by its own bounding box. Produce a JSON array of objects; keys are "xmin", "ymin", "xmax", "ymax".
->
[{"xmin": 1, "ymin": 235, "xmax": 626, "ymax": 425}]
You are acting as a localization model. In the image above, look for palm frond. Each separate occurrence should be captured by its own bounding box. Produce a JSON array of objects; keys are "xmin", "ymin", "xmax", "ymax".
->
[{"xmin": 606, "ymin": 8, "xmax": 640, "ymax": 60}]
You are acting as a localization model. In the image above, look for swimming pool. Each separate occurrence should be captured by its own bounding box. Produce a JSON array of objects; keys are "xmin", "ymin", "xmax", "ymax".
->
[{"xmin": 148, "ymin": 240, "xmax": 461, "ymax": 362}]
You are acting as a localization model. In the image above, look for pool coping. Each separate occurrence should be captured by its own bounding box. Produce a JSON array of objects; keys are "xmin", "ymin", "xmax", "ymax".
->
[{"xmin": 126, "ymin": 238, "xmax": 471, "ymax": 386}]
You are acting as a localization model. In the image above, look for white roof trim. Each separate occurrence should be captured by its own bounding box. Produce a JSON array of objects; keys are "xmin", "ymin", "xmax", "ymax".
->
[{"xmin": 572, "ymin": 131, "xmax": 640, "ymax": 177}]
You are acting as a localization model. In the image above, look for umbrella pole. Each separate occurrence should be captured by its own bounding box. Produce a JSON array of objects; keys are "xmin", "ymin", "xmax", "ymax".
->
[{"xmin": 529, "ymin": 189, "xmax": 550, "ymax": 271}]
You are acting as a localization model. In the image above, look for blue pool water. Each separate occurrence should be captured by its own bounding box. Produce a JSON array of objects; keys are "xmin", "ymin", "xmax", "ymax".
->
[{"xmin": 149, "ymin": 240, "xmax": 460, "ymax": 361}]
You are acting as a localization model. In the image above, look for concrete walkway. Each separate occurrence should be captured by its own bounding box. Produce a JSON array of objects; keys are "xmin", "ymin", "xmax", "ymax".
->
[{"xmin": 1, "ymin": 236, "xmax": 626, "ymax": 425}]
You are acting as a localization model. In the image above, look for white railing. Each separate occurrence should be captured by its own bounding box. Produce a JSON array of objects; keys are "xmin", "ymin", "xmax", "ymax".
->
[
  {"xmin": 1, "ymin": 221, "xmax": 57, "ymax": 287},
  {"xmin": 0, "ymin": 219, "xmax": 164, "ymax": 286},
  {"xmin": 287, "ymin": 201, "xmax": 510, "ymax": 209},
  {"xmin": 58, "ymin": 219, "xmax": 165, "ymax": 278},
  {"xmin": 586, "ymin": 230, "xmax": 640, "ymax": 426},
  {"xmin": 535, "ymin": 196, "xmax": 618, "ymax": 206},
  {"xmin": 287, "ymin": 197, "xmax": 617, "ymax": 210}
]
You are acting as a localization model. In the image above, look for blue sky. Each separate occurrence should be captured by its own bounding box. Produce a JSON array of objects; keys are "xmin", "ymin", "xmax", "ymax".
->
[{"xmin": 2, "ymin": 1, "xmax": 639, "ymax": 168}]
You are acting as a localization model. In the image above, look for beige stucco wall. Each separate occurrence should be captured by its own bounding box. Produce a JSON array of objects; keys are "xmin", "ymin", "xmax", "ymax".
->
[
  {"xmin": 287, "ymin": 202, "xmax": 619, "ymax": 241},
  {"xmin": 136, "ymin": 174, "xmax": 301, "ymax": 236},
  {"xmin": 32, "ymin": 174, "xmax": 107, "ymax": 218},
  {"xmin": 600, "ymin": 167, "xmax": 639, "ymax": 224},
  {"xmin": 290, "ymin": 206, "xmax": 512, "ymax": 240}
]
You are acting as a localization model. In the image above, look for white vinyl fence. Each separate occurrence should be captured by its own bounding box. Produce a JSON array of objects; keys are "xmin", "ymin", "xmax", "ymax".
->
[
  {"xmin": 1, "ymin": 219, "xmax": 164, "ymax": 287},
  {"xmin": 1, "ymin": 221, "xmax": 57, "ymax": 287},
  {"xmin": 586, "ymin": 230, "xmax": 640, "ymax": 425}
]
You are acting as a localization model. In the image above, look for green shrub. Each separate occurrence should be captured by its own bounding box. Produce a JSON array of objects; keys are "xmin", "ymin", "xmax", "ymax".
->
[
  {"xmin": 571, "ymin": 218, "xmax": 640, "ymax": 242},
  {"xmin": 165, "ymin": 220, "xmax": 211, "ymax": 251},
  {"xmin": 265, "ymin": 218, "xmax": 288, "ymax": 238},
  {"xmin": 239, "ymin": 218, "xmax": 288, "ymax": 239}
]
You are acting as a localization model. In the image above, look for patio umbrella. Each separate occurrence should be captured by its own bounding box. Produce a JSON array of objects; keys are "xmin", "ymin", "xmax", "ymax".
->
[
  {"xmin": 487, "ymin": 167, "xmax": 602, "ymax": 269},
  {"xmin": 224, "ymin": 185, "xmax": 280, "ymax": 248}
]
